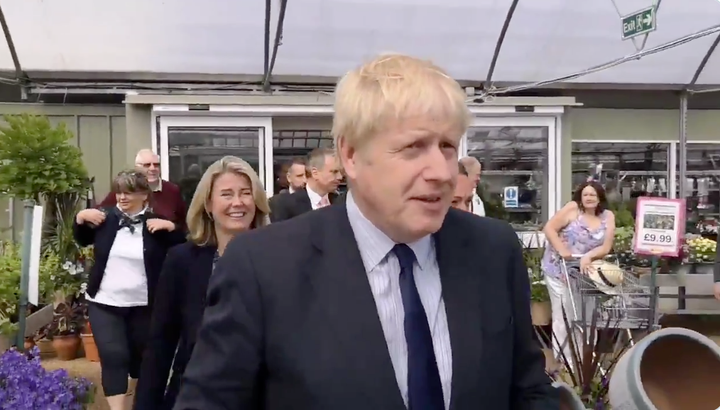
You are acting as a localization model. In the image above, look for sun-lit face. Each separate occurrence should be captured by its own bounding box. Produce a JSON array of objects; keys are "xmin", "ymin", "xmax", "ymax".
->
[
  {"xmin": 581, "ymin": 185, "xmax": 599, "ymax": 210},
  {"xmin": 115, "ymin": 191, "xmax": 147, "ymax": 214},
  {"xmin": 136, "ymin": 152, "xmax": 161, "ymax": 184},
  {"xmin": 207, "ymin": 172, "xmax": 257, "ymax": 234},
  {"xmin": 452, "ymin": 174, "xmax": 474, "ymax": 212},
  {"xmin": 311, "ymin": 155, "xmax": 343, "ymax": 194},
  {"xmin": 341, "ymin": 117, "xmax": 461, "ymax": 243}
]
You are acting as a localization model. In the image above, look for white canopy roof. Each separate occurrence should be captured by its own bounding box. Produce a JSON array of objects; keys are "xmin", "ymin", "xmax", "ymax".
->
[{"xmin": 2, "ymin": 0, "xmax": 719, "ymax": 87}]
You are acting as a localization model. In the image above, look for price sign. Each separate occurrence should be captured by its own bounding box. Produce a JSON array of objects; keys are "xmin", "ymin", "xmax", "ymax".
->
[{"xmin": 633, "ymin": 197, "xmax": 686, "ymax": 257}]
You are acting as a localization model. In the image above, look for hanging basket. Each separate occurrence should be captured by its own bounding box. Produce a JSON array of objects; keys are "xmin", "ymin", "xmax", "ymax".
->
[{"xmin": 531, "ymin": 301, "xmax": 552, "ymax": 326}]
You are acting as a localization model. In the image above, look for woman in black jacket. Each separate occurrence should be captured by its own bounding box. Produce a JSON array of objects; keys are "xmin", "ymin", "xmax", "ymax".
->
[
  {"xmin": 135, "ymin": 156, "xmax": 270, "ymax": 410},
  {"xmin": 74, "ymin": 170, "xmax": 185, "ymax": 410}
]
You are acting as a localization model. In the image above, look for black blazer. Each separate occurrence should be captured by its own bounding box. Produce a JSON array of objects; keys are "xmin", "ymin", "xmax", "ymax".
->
[
  {"xmin": 73, "ymin": 209, "xmax": 186, "ymax": 307},
  {"xmin": 269, "ymin": 187, "xmax": 339, "ymax": 222},
  {"xmin": 135, "ymin": 242, "xmax": 216, "ymax": 410},
  {"xmin": 174, "ymin": 205, "xmax": 558, "ymax": 410}
]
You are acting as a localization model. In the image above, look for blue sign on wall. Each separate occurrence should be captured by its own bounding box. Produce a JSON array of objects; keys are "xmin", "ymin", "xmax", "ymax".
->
[{"xmin": 503, "ymin": 186, "xmax": 519, "ymax": 208}]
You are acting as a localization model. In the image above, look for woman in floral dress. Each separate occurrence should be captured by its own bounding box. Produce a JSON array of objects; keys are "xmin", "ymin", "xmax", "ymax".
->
[{"xmin": 541, "ymin": 181, "xmax": 616, "ymax": 366}]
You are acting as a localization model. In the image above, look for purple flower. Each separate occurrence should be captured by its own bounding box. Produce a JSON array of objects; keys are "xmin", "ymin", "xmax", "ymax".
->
[{"xmin": 0, "ymin": 347, "xmax": 95, "ymax": 409}]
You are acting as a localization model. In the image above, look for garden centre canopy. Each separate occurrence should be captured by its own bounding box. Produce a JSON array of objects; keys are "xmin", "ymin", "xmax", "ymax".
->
[{"xmin": 1, "ymin": 0, "xmax": 719, "ymax": 89}]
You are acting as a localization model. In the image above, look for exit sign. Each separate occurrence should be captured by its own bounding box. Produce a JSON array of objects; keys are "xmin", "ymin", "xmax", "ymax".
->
[{"xmin": 622, "ymin": 7, "xmax": 656, "ymax": 40}]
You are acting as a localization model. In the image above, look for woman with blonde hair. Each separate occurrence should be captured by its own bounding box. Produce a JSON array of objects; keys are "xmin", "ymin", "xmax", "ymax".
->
[{"xmin": 135, "ymin": 156, "xmax": 269, "ymax": 410}]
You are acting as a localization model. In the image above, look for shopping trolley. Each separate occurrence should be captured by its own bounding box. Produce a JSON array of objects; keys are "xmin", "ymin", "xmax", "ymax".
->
[
  {"xmin": 561, "ymin": 255, "xmax": 657, "ymax": 332},
  {"xmin": 556, "ymin": 255, "xmax": 659, "ymax": 377}
]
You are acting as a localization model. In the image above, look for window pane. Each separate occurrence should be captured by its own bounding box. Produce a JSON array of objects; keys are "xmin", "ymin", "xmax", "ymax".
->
[
  {"xmin": 571, "ymin": 142, "xmax": 670, "ymax": 199},
  {"xmin": 467, "ymin": 126, "xmax": 548, "ymax": 227},
  {"xmin": 271, "ymin": 129, "xmax": 336, "ymax": 194},
  {"xmin": 167, "ymin": 126, "xmax": 261, "ymax": 204},
  {"xmin": 680, "ymin": 144, "xmax": 720, "ymax": 232}
]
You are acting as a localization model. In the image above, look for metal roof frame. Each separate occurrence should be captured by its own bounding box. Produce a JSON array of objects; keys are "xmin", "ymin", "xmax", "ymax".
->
[{"xmin": 0, "ymin": 1, "xmax": 719, "ymax": 96}]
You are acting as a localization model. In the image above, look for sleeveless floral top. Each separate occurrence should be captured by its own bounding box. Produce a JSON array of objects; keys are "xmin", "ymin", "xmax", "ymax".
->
[{"xmin": 542, "ymin": 210, "xmax": 609, "ymax": 279}]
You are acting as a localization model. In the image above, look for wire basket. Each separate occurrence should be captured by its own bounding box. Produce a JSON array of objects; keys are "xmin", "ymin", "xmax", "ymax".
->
[{"xmin": 561, "ymin": 258, "xmax": 654, "ymax": 330}]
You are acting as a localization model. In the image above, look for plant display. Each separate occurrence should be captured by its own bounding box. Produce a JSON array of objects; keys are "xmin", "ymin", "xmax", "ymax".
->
[
  {"xmin": 46, "ymin": 301, "xmax": 86, "ymax": 339},
  {"xmin": 0, "ymin": 242, "xmax": 21, "ymax": 337},
  {"xmin": 682, "ymin": 234, "xmax": 717, "ymax": 264},
  {"xmin": 541, "ymin": 306, "xmax": 635, "ymax": 410},
  {"xmin": 0, "ymin": 114, "xmax": 88, "ymax": 201},
  {"xmin": 520, "ymin": 235, "xmax": 549, "ymax": 303},
  {"xmin": 0, "ymin": 346, "xmax": 94, "ymax": 408}
]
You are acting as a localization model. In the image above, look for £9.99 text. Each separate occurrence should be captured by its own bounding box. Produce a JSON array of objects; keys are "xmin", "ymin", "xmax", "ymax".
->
[{"xmin": 643, "ymin": 233, "xmax": 672, "ymax": 243}]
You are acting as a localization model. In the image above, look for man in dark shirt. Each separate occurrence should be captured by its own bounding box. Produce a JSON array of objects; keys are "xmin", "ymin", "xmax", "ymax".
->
[{"xmin": 99, "ymin": 149, "xmax": 186, "ymax": 228}]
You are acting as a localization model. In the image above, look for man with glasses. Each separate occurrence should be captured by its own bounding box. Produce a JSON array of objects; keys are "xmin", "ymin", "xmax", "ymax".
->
[{"xmin": 99, "ymin": 149, "xmax": 187, "ymax": 229}]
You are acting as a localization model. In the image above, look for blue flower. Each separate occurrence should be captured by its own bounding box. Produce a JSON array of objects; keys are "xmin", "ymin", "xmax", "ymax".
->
[{"xmin": 0, "ymin": 347, "xmax": 95, "ymax": 409}]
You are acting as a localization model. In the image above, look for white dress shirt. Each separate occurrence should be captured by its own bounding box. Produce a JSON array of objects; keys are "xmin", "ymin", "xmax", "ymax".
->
[
  {"xmin": 306, "ymin": 185, "xmax": 328, "ymax": 210},
  {"xmin": 472, "ymin": 189, "xmax": 485, "ymax": 217},
  {"xmin": 346, "ymin": 192, "xmax": 452, "ymax": 410},
  {"xmin": 86, "ymin": 208, "xmax": 148, "ymax": 307}
]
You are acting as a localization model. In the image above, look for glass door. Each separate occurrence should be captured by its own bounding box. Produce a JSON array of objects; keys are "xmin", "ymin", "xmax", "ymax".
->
[
  {"xmin": 157, "ymin": 117, "xmax": 273, "ymax": 203},
  {"xmin": 461, "ymin": 116, "xmax": 559, "ymax": 230}
]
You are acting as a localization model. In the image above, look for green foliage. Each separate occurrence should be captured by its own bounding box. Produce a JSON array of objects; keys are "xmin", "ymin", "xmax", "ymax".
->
[
  {"xmin": 520, "ymin": 234, "xmax": 549, "ymax": 303},
  {"xmin": 0, "ymin": 114, "xmax": 88, "ymax": 201},
  {"xmin": 0, "ymin": 242, "xmax": 21, "ymax": 336},
  {"xmin": 608, "ymin": 201, "xmax": 635, "ymax": 228}
]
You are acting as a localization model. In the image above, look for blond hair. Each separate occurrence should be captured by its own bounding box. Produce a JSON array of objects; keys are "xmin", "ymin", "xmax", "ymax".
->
[
  {"xmin": 332, "ymin": 53, "xmax": 471, "ymax": 149},
  {"xmin": 186, "ymin": 156, "xmax": 270, "ymax": 246}
]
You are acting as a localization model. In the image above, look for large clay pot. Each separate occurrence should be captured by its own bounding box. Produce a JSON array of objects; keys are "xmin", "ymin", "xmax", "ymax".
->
[
  {"xmin": 51, "ymin": 334, "xmax": 81, "ymax": 361},
  {"xmin": 81, "ymin": 333, "xmax": 100, "ymax": 362},
  {"xmin": 609, "ymin": 327, "xmax": 720, "ymax": 410},
  {"xmin": 531, "ymin": 301, "xmax": 552, "ymax": 326}
]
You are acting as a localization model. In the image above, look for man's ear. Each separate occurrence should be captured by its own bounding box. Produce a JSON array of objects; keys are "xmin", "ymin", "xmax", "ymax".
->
[{"xmin": 337, "ymin": 136, "xmax": 357, "ymax": 180}]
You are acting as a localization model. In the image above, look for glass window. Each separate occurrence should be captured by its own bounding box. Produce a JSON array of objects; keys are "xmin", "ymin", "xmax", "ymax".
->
[
  {"xmin": 167, "ymin": 126, "xmax": 264, "ymax": 204},
  {"xmin": 271, "ymin": 130, "xmax": 344, "ymax": 194},
  {"xmin": 680, "ymin": 143, "xmax": 720, "ymax": 234},
  {"xmin": 571, "ymin": 142, "xmax": 671, "ymax": 199},
  {"xmin": 467, "ymin": 126, "xmax": 548, "ymax": 228}
]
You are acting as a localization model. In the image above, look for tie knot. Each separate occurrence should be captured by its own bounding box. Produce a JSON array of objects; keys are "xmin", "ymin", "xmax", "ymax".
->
[{"xmin": 392, "ymin": 243, "xmax": 416, "ymax": 272}]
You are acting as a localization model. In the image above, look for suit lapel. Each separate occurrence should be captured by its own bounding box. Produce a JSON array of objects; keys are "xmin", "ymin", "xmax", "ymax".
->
[
  {"xmin": 296, "ymin": 189, "xmax": 313, "ymax": 214},
  {"xmin": 434, "ymin": 210, "xmax": 486, "ymax": 410},
  {"xmin": 306, "ymin": 204, "xmax": 405, "ymax": 409}
]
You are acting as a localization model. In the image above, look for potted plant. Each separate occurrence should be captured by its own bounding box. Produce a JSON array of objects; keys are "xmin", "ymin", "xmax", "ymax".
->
[
  {"xmin": 682, "ymin": 234, "xmax": 716, "ymax": 275},
  {"xmin": 47, "ymin": 301, "xmax": 84, "ymax": 361},
  {"xmin": 0, "ymin": 241, "xmax": 21, "ymax": 351},
  {"xmin": 79, "ymin": 302, "xmax": 99, "ymax": 362},
  {"xmin": 0, "ymin": 346, "xmax": 95, "ymax": 407},
  {"xmin": 522, "ymin": 236, "xmax": 551, "ymax": 326}
]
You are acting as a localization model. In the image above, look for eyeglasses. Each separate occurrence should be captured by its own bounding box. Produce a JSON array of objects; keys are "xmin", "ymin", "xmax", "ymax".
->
[{"xmin": 138, "ymin": 162, "xmax": 161, "ymax": 168}]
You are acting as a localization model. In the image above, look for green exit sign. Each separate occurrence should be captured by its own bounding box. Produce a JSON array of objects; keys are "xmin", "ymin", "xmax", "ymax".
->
[{"xmin": 622, "ymin": 7, "xmax": 656, "ymax": 40}]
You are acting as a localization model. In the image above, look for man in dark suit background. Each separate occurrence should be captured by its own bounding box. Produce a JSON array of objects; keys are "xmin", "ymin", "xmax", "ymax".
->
[
  {"xmin": 269, "ymin": 148, "xmax": 343, "ymax": 222},
  {"xmin": 174, "ymin": 54, "xmax": 558, "ymax": 410},
  {"xmin": 269, "ymin": 157, "xmax": 306, "ymax": 221}
]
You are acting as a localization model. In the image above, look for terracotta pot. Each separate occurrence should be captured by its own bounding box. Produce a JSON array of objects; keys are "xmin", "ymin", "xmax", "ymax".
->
[
  {"xmin": 36, "ymin": 338, "xmax": 55, "ymax": 359},
  {"xmin": 24, "ymin": 337, "xmax": 36, "ymax": 351},
  {"xmin": 51, "ymin": 334, "xmax": 80, "ymax": 361},
  {"xmin": 80, "ymin": 333, "xmax": 100, "ymax": 362},
  {"xmin": 531, "ymin": 301, "xmax": 552, "ymax": 326}
]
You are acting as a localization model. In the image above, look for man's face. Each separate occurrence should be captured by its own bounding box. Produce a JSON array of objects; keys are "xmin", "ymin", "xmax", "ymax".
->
[
  {"xmin": 341, "ymin": 118, "xmax": 461, "ymax": 243},
  {"xmin": 286, "ymin": 163, "xmax": 307, "ymax": 190},
  {"xmin": 136, "ymin": 152, "xmax": 161, "ymax": 184},
  {"xmin": 311, "ymin": 155, "xmax": 342, "ymax": 193},
  {"xmin": 451, "ymin": 174, "xmax": 474, "ymax": 212}
]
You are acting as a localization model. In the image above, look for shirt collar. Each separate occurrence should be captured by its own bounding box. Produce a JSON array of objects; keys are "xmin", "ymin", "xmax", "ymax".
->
[
  {"xmin": 306, "ymin": 185, "xmax": 324, "ymax": 206},
  {"xmin": 153, "ymin": 179, "xmax": 162, "ymax": 192},
  {"xmin": 345, "ymin": 191, "xmax": 434, "ymax": 272},
  {"xmin": 116, "ymin": 205, "xmax": 148, "ymax": 219}
]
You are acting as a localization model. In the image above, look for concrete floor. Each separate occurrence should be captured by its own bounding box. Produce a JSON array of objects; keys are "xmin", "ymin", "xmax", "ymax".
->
[{"xmin": 39, "ymin": 316, "xmax": 720, "ymax": 410}]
